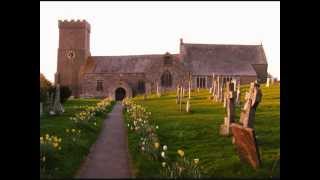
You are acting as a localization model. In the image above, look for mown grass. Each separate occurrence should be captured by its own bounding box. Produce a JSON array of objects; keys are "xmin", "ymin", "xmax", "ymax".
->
[
  {"xmin": 126, "ymin": 83, "xmax": 280, "ymax": 178},
  {"xmin": 40, "ymin": 98, "xmax": 115, "ymax": 178}
]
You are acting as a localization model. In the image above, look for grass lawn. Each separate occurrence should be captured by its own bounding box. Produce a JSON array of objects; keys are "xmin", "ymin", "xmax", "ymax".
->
[
  {"xmin": 40, "ymin": 98, "xmax": 115, "ymax": 178},
  {"xmin": 126, "ymin": 83, "xmax": 280, "ymax": 178}
]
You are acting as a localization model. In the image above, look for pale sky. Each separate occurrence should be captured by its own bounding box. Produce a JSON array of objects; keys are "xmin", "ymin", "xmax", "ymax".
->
[{"xmin": 40, "ymin": 1, "xmax": 280, "ymax": 82}]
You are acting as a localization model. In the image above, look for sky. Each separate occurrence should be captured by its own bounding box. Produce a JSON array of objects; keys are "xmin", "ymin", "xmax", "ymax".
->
[{"xmin": 40, "ymin": 1, "xmax": 280, "ymax": 82}]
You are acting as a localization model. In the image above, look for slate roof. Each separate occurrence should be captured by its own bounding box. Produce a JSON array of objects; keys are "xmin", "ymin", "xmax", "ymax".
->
[
  {"xmin": 182, "ymin": 43, "xmax": 267, "ymax": 76},
  {"xmin": 88, "ymin": 54, "xmax": 180, "ymax": 73},
  {"xmin": 83, "ymin": 42, "xmax": 267, "ymax": 76}
]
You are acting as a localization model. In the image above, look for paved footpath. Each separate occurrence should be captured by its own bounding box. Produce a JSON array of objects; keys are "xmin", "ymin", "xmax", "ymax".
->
[{"xmin": 76, "ymin": 102, "xmax": 132, "ymax": 178}]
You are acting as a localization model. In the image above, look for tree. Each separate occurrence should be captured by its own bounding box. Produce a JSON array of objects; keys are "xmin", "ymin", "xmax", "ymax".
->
[{"xmin": 40, "ymin": 73, "xmax": 53, "ymax": 102}]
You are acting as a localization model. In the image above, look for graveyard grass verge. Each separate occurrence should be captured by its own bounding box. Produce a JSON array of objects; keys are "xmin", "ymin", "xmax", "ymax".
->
[
  {"xmin": 40, "ymin": 98, "xmax": 115, "ymax": 178},
  {"xmin": 125, "ymin": 83, "xmax": 280, "ymax": 178}
]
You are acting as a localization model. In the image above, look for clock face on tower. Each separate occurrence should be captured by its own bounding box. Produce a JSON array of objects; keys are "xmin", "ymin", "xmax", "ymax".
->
[{"xmin": 66, "ymin": 50, "xmax": 76, "ymax": 60}]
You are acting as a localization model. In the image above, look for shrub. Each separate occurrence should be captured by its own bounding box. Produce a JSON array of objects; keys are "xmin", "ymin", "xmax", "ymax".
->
[{"xmin": 60, "ymin": 86, "xmax": 72, "ymax": 104}]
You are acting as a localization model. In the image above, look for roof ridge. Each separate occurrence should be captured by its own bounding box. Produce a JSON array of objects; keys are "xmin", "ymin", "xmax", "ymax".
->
[
  {"xmin": 91, "ymin": 53, "xmax": 179, "ymax": 58},
  {"xmin": 183, "ymin": 43, "xmax": 261, "ymax": 46}
]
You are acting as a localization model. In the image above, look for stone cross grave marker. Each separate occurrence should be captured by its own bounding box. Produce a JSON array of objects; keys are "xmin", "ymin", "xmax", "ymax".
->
[
  {"xmin": 236, "ymin": 84, "xmax": 241, "ymax": 105},
  {"xmin": 220, "ymin": 81, "xmax": 236, "ymax": 136},
  {"xmin": 240, "ymin": 82, "xmax": 262, "ymax": 128},
  {"xmin": 230, "ymin": 123, "xmax": 262, "ymax": 169},
  {"xmin": 52, "ymin": 84, "xmax": 65, "ymax": 115}
]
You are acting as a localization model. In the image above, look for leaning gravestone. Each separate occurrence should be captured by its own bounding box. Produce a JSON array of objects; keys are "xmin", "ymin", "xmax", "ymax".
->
[
  {"xmin": 230, "ymin": 123, "xmax": 262, "ymax": 169},
  {"xmin": 240, "ymin": 82, "xmax": 262, "ymax": 128},
  {"xmin": 52, "ymin": 84, "xmax": 64, "ymax": 115},
  {"xmin": 220, "ymin": 81, "xmax": 236, "ymax": 136}
]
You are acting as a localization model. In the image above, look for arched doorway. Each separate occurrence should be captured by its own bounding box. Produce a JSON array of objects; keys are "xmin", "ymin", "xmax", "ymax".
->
[{"xmin": 115, "ymin": 87, "xmax": 126, "ymax": 101}]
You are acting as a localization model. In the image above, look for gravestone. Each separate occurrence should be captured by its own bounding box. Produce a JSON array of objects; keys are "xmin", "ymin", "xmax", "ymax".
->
[
  {"xmin": 176, "ymin": 86, "xmax": 180, "ymax": 104},
  {"xmin": 212, "ymin": 79, "xmax": 217, "ymax": 100},
  {"xmin": 186, "ymin": 99, "xmax": 191, "ymax": 112},
  {"xmin": 216, "ymin": 76, "xmax": 220, "ymax": 102},
  {"xmin": 220, "ymin": 82, "xmax": 236, "ymax": 136},
  {"xmin": 271, "ymin": 78, "xmax": 275, "ymax": 85},
  {"xmin": 179, "ymin": 86, "xmax": 183, "ymax": 112},
  {"xmin": 231, "ymin": 123, "xmax": 261, "ymax": 169},
  {"xmin": 236, "ymin": 85, "xmax": 241, "ymax": 105},
  {"xmin": 219, "ymin": 79, "xmax": 225, "ymax": 102},
  {"xmin": 240, "ymin": 82, "xmax": 262, "ymax": 128},
  {"xmin": 266, "ymin": 77, "xmax": 270, "ymax": 87},
  {"xmin": 52, "ymin": 84, "xmax": 64, "ymax": 115},
  {"xmin": 188, "ymin": 80, "xmax": 191, "ymax": 99}
]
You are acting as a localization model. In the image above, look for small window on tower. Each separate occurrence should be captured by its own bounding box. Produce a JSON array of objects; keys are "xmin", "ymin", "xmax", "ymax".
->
[{"xmin": 96, "ymin": 80, "xmax": 103, "ymax": 91}]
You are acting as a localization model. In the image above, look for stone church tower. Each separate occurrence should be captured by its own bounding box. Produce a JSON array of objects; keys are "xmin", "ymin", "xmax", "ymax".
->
[{"xmin": 55, "ymin": 20, "xmax": 91, "ymax": 97}]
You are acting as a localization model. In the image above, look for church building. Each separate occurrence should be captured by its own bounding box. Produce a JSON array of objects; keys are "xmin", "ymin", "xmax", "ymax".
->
[{"xmin": 55, "ymin": 20, "xmax": 268, "ymax": 100}]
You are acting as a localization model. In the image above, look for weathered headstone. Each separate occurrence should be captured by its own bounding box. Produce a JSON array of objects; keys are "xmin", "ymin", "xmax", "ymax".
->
[
  {"xmin": 236, "ymin": 85, "xmax": 241, "ymax": 105},
  {"xmin": 186, "ymin": 99, "xmax": 191, "ymax": 112},
  {"xmin": 156, "ymin": 82, "xmax": 161, "ymax": 97},
  {"xmin": 52, "ymin": 84, "xmax": 64, "ymax": 115},
  {"xmin": 179, "ymin": 85, "xmax": 183, "ymax": 112},
  {"xmin": 230, "ymin": 123, "xmax": 261, "ymax": 169},
  {"xmin": 176, "ymin": 86, "xmax": 180, "ymax": 104},
  {"xmin": 266, "ymin": 77, "xmax": 270, "ymax": 87},
  {"xmin": 188, "ymin": 80, "xmax": 191, "ymax": 99},
  {"xmin": 240, "ymin": 82, "xmax": 262, "ymax": 128},
  {"xmin": 220, "ymin": 82, "xmax": 236, "ymax": 136},
  {"xmin": 271, "ymin": 78, "xmax": 275, "ymax": 85}
]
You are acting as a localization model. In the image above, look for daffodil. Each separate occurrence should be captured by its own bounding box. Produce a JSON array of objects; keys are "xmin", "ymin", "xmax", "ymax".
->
[
  {"xmin": 72, "ymin": 129, "xmax": 75, "ymax": 133},
  {"xmin": 156, "ymin": 125, "xmax": 159, "ymax": 129},
  {"xmin": 163, "ymin": 145, "xmax": 168, "ymax": 151},
  {"xmin": 154, "ymin": 142, "xmax": 160, "ymax": 149},
  {"xmin": 52, "ymin": 142, "xmax": 59, "ymax": 148},
  {"xmin": 177, "ymin": 149, "xmax": 184, "ymax": 157},
  {"xmin": 194, "ymin": 158, "xmax": 199, "ymax": 164},
  {"xmin": 161, "ymin": 151, "xmax": 165, "ymax": 158},
  {"xmin": 162, "ymin": 162, "xmax": 166, "ymax": 168}
]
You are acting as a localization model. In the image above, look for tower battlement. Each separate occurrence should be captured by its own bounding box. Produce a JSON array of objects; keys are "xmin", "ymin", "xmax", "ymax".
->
[{"xmin": 58, "ymin": 19, "xmax": 90, "ymax": 32}]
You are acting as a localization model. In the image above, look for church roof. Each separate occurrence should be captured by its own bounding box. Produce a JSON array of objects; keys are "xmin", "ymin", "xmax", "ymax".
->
[
  {"xmin": 88, "ymin": 54, "xmax": 180, "ymax": 74},
  {"xmin": 82, "ymin": 42, "xmax": 267, "ymax": 76},
  {"xmin": 182, "ymin": 43, "xmax": 267, "ymax": 76}
]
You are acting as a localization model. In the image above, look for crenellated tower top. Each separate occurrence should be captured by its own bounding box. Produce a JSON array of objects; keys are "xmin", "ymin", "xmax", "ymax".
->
[{"xmin": 58, "ymin": 19, "xmax": 91, "ymax": 32}]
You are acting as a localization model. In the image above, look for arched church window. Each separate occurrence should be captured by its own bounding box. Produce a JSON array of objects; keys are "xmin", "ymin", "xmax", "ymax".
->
[
  {"xmin": 161, "ymin": 71, "xmax": 172, "ymax": 87},
  {"xmin": 138, "ymin": 80, "xmax": 145, "ymax": 93},
  {"xmin": 96, "ymin": 80, "xmax": 103, "ymax": 91}
]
